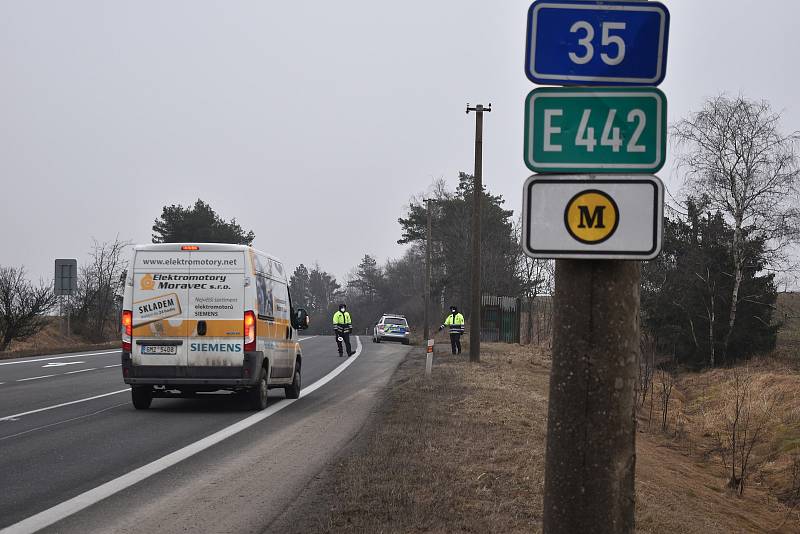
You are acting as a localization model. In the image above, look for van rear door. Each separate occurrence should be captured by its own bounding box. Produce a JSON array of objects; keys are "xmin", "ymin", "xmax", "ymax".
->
[
  {"xmin": 186, "ymin": 251, "xmax": 246, "ymax": 368},
  {"xmin": 131, "ymin": 251, "xmax": 190, "ymax": 367}
]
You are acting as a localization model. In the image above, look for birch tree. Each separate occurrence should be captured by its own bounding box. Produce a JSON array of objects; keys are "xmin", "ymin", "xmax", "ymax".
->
[{"xmin": 672, "ymin": 95, "xmax": 800, "ymax": 360}]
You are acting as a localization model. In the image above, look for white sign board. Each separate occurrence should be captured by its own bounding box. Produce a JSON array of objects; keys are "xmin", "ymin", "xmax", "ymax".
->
[{"xmin": 522, "ymin": 174, "xmax": 663, "ymax": 260}]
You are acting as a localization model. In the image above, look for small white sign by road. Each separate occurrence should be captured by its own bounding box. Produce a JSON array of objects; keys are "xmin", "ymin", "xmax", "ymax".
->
[
  {"xmin": 42, "ymin": 361, "xmax": 85, "ymax": 368},
  {"xmin": 522, "ymin": 174, "xmax": 664, "ymax": 260}
]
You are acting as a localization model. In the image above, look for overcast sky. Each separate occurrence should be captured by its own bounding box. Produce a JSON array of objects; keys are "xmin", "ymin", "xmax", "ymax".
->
[{"xmin": 2, "ymin": 0, "xmax": 799, "ymax": 284}]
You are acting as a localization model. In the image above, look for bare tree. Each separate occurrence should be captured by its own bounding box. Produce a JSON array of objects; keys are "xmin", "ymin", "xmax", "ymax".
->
[
  {"xmin": 672, "ymin": 95, "xmax": 800, "ymax": 361},
  {"xmin": 695, "ymin": 267, "xmax": 719, "ymax": 366},
  {"xmin": 657, "ymin": 369, "xmax": 676, "ymax": 433},
  {"xmin": 71, "ymin": 238, "xmax": 130, "ymax": 341},
  {"xmin": 710, "ymin": 367, "xmax": 779, "ymax": 496},
  {"xmin": 639, "ymin": 332, "xmax": 657, "ymax": 408},
  {"xmin": 0, "ymin": 266, "xmax": 58, "ymax": 351},
  {"xmin": 515, "ymin": 217, "xmax": 554, "ymax": 345},
  {"xmin": 777, "ymin": 455, "xmax": 800, "ymax": 527}
]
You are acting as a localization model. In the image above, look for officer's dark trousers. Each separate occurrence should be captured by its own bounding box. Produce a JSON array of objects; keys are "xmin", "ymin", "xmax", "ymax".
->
[
  {"xmin": 336, "ymin": 332, "xmax": 352, "ymax": 355},
  {"xmin": 449, "ymin": 333, "xmax": 462, "ymax": 354}
]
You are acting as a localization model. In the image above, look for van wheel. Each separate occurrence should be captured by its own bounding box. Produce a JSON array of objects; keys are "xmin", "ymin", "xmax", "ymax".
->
[
  {"xmin": 131, "ymin": 386, "xmax": 153, "ymax": 410},
  {"xmin": 284, "ymin": 363, "xmax": 301, "ymax": 399},
  {"xmin": 248, "ymin": 369, "xmax": 269, "ymax": 410},
  {"xmin": 376, "ymin": 336, "xmax": 382, "ymax": 343}
]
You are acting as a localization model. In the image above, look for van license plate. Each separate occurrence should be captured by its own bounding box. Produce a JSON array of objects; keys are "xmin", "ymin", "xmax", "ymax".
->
[{"xmin": 141, "ymin": 345, "xmax": 177, "ymax": 355}]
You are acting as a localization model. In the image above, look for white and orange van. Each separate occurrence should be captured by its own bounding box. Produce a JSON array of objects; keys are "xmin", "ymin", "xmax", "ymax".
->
[{"xmin": 120, "ymin": 243, "xmax": 309, "ymax": 410}]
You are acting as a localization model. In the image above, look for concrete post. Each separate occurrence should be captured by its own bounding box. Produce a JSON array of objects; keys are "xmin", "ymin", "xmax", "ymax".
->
[{"xmin": 542, "ymin": 259, "xmax": 640, "ymax": 534}]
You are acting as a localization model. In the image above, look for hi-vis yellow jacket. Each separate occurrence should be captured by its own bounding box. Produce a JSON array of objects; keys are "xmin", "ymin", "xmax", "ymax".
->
[
  {"xmin": 442, "ymin": 312, "xmax": 465, "ymax": 333},
  {"xmin": 333, "ymin": 310, "xmax": 352, "ymax": 327}
]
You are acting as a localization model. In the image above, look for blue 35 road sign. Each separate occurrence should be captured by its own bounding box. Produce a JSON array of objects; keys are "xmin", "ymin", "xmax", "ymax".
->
[{"xmin": 525, "ymin": 0, "xmax": 670, "ymax": 86}]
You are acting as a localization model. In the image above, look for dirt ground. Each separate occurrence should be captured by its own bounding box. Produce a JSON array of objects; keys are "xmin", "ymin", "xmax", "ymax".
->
[{"xmin": 273, "ymin": 341, "xmax": 800, "ymax": 533}]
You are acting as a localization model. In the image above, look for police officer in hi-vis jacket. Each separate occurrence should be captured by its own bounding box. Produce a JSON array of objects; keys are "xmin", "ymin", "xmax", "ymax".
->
[
  {"xmin": 439, "ymin": 305, "xmax": 465, "ymax": 355},
  {"xmin": 332, "ymin": 303, "xmax": 354, "ymax": 357}
]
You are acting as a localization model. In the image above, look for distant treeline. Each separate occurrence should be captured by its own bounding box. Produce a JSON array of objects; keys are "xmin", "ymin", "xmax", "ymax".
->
[{"xmin": 289, "ymin": 173, "xmax": 547, "ymax": 336}]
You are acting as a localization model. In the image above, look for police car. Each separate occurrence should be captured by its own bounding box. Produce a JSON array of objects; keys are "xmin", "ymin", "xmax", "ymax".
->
[{"xmin": 372, "ymin": 314, "xmax": 410, "ymax": 344}]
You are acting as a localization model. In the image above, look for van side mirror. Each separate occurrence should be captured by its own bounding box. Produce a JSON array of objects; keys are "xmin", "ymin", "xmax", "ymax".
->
[{"xmin": 293, "ymin": 308, "xmax": 310, "ymax": 330}]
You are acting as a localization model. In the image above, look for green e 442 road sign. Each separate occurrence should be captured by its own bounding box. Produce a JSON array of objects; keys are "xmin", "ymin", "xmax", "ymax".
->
[{"xmin": 524, "ymin": 87, "xmax": 666, "ymax": 174}]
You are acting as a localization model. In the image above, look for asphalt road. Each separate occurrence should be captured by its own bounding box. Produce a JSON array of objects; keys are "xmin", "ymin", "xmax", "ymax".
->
[{"xmin": 0, "ymin": 336, "xmax": 410, "ymax": 533}]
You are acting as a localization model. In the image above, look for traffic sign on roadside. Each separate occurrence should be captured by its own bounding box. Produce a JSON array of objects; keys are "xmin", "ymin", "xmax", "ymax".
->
[
  {"xmin": 524, "ymin": 87, "xmax": 666, "ymax": 174},
  {"xmin": 54, "ymin": 259, "xmax": 77, "ymax": 296},
  {"xmin": 521, "ymin": 174, "xmax": 663, "ymax": 260},
  {"xmin": 525, "ymin": 0, "xmax": 670, "ymax": 86}
]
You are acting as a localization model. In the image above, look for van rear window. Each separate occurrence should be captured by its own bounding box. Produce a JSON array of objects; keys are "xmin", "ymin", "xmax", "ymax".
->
[{"xmin": 384, "ymin": 317, "xmax": 407, "ymax": 325}]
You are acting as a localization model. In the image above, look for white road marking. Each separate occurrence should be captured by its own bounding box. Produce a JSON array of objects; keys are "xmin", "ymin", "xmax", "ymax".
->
[
  {"xmin": 1, "ymin": 337, "xmax": 364, "ymax": 534},
  {"xmin": 298, "ymin": 336, "xmax": 316, "ymax": 341},
  {"xmin": 16, "ymin": 375, "xmax": 56, "ymax": 382},
  {"xmin": 0, "ymin": 350, "xmax": 120, "ymax": 366},
  {"xmin": 104, "ymin": 364, "xmax": 121, "ymax": 368},
  {"xmin": 64, "ymin": 368, "xmax": 97, "ymax": 375},
  {"xmin": 0, "ymin": 389, "xmax": 130, "ymax": 422},
  {"xmin": 42, "ymin": 361, "xmax": 85, "ymax": 368},
  {"xmin": 299, "ymin": 336, "xmax": 361, "ymax": 398}
]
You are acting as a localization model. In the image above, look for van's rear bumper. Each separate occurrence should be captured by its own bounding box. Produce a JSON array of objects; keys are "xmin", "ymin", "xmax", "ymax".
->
[{"xmin": 121, "ymin": 351, "xmax": 264, "ymax": 387}]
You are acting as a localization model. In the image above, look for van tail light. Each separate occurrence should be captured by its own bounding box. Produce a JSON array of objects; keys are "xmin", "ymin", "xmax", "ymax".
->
[
  {"xmin": 121, "ymin": 310, "xmax": 132, "ymax": 352},
  {"xmin": 244, "ymin": 311, "xmax": 256, "ymax": 352}
]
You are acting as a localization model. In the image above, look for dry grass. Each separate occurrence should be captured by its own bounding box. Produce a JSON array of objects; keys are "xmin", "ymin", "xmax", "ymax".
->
[
  {"xmin": 284, "ymin": 342, "xmax": 550, "ymax": 533},
  {"xmin": 0, "ymin": 317, "xmax": 118, "ymax": 360},
  {"xmin": 634, "ymin": 351, "xmax": 800, "ymax": 532},
  {"xmin": 677, "ymin": 359, "xmax": 800, "ymax": 517},
  {"xmin": 280, "ymin": 340, "xmax": 800, "ymax": 533},
  {"xmin": 322, "ymin": 342, "xmax": 550, "ymax": 533}
]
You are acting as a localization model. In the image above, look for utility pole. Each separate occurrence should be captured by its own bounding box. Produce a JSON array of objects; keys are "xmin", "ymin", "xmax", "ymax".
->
[
  {"xmin": 423, "ymin": 199, "xmax": 433, "ymax": 343},
  {"xmin": 466, "ymin": 103, "xmax": 490, "ymax": 363}
]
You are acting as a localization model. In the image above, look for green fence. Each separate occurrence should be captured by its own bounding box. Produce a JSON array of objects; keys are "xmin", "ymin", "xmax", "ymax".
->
[{"xmin": 480, "ymin": 295, "xmax": 521, "ymax": 343}]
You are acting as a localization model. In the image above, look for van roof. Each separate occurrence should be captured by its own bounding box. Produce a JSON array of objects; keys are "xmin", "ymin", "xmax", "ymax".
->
[{"xmin": 134, "ymin": 243, "xmax": 280, "ymax": 262}]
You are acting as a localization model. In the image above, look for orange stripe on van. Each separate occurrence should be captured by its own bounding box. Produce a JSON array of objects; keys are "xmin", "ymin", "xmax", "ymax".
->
[
  {"xmin": 133, "ymin": 319, "xmax": 242, "ymax": 337},
  {"xmin": 134, "ymin": 319, "xmax": 293, "ymax": 340}
]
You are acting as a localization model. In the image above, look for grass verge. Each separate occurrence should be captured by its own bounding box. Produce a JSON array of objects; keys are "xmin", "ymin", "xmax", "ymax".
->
[
  {"xmin": 0, "ymin": 318, "xmax": 119, "ymax": 360},
  {"xmin": 275, "ymin": 342, "xmax": 800, "ymax": 533}
]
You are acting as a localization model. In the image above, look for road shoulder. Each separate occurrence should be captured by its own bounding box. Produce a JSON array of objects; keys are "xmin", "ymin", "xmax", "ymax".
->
[{"xmin": 46, "ymin": 341, "xmax": 409, "ymax": 534}]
